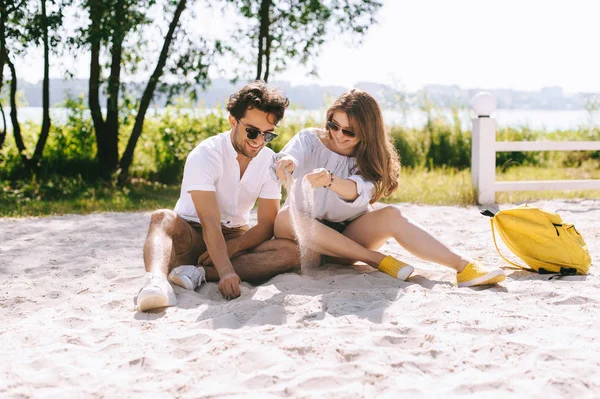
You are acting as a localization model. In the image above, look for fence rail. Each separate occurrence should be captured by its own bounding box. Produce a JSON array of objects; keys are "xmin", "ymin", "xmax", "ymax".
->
[
  {"xmin": 495, "ymin": 141, "xmax": 600, "ymax": 152},
  {"xmin": 470, "ymin": 92, "xmax": 600, "ymax": 204}
]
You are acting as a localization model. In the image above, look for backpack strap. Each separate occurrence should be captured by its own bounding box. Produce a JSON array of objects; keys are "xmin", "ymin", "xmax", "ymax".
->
[{"xmin": 489, "ymin": 218, "xmax": 536, "ymax": 272}]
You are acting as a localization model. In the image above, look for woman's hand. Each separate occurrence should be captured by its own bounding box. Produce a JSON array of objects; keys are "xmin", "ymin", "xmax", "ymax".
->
[
  {"xmin": 305, "ymin": 168, "xmax": 332, "ymax": 188},
  {"xmin": 275, "ymin": 156, "xmax": 296, "ymax": 181}
]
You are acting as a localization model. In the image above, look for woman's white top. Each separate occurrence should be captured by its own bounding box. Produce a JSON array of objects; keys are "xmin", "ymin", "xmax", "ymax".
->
[{"xmin": 273, "ymin": 129, "xmax": 375, "ymax": 223}]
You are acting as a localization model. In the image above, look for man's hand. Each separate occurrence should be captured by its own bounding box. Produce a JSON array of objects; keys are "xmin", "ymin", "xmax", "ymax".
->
[
  {"xmin": 219, "ymin": 273, "xmax": 241, "ymax": 299},
  {"xmin": 275, "ymin": 156, "xmax": 296, "ymax": 181},
  {"xmin": 305, "ymin": 168, "xmax": 332, "ymax": 188},
  {"xmin": 198, "ymin": 238, "xmax": 240, "ymax": 266}
]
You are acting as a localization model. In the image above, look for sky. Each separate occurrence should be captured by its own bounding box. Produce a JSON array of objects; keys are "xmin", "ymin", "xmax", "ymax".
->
[{"xmin": 17, "ymin": 0, "xmax": 600, "ymax": 93}]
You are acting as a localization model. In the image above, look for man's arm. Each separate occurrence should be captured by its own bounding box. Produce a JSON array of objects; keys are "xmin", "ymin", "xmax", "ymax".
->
[
  {"xmin": 190, "ymin": 190, "xmax": 240, "ymax": 298},
  {"xmin": 198, "ymin": 197, "xmax": 279, "ymax": 265},
  {"xmin": 229, "ymin": 197, "xmax": 279, "ymax": 253}
]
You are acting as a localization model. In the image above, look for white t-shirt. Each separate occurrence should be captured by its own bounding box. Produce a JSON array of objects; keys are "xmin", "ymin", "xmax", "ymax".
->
[
  {"xmin": 272, "ymin": 129, "xmax": 375, "ymax": 223},
  {"xmin": 174, "ymin": 130, "xmax": 281, "ymax": 227}
]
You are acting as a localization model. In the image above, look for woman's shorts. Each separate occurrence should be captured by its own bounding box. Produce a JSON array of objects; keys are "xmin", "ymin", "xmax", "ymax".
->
[{"xmin": 318, "ymin": 218, "xmax": 349, "ymax": 234}]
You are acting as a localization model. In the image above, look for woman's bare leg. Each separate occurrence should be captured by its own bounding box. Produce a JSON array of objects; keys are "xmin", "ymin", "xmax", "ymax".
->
[
  {"xmin": 274, "ymin": 207, "xmax": 385, "ymax": 267},
  {"xmin": 341, "ymin": 206, "xmax": 469, "ymax": 272}
]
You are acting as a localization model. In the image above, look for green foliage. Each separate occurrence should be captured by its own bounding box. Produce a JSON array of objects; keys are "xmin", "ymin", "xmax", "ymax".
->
[
  {"xmin": 45, "ymin": 96, "xmax": 96, "ymax": 163},
  {"xmin": 226, "ymin": 0, "xmax": 383, "ymax": 80},
  {"xmin": 2, "ymin": 108, "xmax": 600, "ymax": 216},
  {"xmin": 146, "ymin": 107, "xmax": 230, "ymax": 183},
  {"xmin": 0, "ymin": 95, "xmax": 100, "ymax": 181},
  {"xmin": 5, "ymin": 109, "xmax": 600, "ymax": 179}
]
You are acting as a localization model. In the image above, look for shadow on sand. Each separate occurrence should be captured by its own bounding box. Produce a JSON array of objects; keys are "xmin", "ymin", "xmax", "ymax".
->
[{"xmin": 170, "ymin": 263, "xmax": 463, "ymax": 329}]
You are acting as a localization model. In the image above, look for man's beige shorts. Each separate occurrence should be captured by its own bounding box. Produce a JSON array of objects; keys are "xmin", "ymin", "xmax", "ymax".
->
[{"xmin": 175, "ymin": 219, "xmax": 249, "ymax": 266}]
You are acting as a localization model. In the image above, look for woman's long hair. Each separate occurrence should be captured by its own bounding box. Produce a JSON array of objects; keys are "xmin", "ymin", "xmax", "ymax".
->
[{"xmin": 325, "ymin": 89, "xmax": 400, "ymax": 203}]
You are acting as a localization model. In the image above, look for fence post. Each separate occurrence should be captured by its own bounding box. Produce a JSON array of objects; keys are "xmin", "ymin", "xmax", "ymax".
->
[{"xmin": 471, "ymin": 92, "xmax": 497, "ymax": 204}]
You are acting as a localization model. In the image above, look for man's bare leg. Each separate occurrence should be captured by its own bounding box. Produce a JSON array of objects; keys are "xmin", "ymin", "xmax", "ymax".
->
[
  {"xmin": 202, "ymin": 239, "xmax": 300, "ymax": 283},
  {"xmin": 143, "ymin": 209, "xmax": 196, "ymax": 279},
  {"xmin": 136, "ymin": 210, "xmax": 198, "ymax": 311}
]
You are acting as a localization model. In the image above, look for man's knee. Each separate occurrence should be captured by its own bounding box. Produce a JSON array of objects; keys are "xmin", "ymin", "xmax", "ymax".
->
[
  {"xmin": 149, "ymin": 209, "xmax": 179, "ymax": 234},
  {"xmin": 275, "ymin": 239, "xmax": 301, "ymax": 267}
]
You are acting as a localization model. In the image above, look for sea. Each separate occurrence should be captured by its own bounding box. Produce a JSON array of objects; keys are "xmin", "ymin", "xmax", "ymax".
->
[{"xmin": 5, "ymin": 107, "xmax": 600, "ymax": 131}]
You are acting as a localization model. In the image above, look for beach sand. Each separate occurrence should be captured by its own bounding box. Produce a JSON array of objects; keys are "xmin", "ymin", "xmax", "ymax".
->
[{"xmin": 1, "ymin": 200, "xmax": 599, "ymax": 398}]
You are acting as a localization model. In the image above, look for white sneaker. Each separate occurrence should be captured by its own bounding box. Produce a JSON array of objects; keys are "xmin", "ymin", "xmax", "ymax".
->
[
  {"xmin": 134, "ymin": 273, "xmax": 177, "ymax": 311},
  {"xmin": 169, "ymin": 265, "xmax": 206, "ymax": 291}
]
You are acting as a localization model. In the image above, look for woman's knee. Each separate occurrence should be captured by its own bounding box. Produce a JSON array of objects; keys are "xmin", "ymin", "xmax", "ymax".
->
[
  {"xmin": 381, "ymin": 205, "xmax": 405, "ymax": 222},
  {"xmin": 274, "ymin": 207, "xmax": 296, "ymax": 240}
]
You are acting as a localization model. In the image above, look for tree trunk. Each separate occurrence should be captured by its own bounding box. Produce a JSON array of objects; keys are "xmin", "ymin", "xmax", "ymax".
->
[
  {"xmin": 257, "ymin": 0, "xmax": 270, "ymax": 81},
  {"xmin": 264, "ymin": 32, "xmax": 272, "ymax": 82},
  {"xmin": 0, "ymin": 18, "xmax": 7, "ymax": 149},
  {"xmin": 6, "ymin": 55, "xmax": 27, "ymax": 163},
  {"xmin": 104, "ymin": 0, "xmax": 125, "ymax": 174},
  {"xmin": 255, "ymin": 32, "xmax": 263, "ymax": 80},
  {"xmin": 88, "ymin": 0, "xmax": 108, "ymax": 175},
  {"xmin": 118, "ymin": 0, "xmax": 187, "ymax": 184},
  {"xmin": 0, "ymin": 15, "xmax": 6, "ymax": 91},
  {"xmin": 0, "ymin": 103, "xmax": 6, "ymax": 149},
  {"xmin": 32, "ymin": 0, "xmax": 51, "ymax": 162}
]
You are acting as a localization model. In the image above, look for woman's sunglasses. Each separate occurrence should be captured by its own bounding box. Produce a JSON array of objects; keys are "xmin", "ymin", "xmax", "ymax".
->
[
  {"xmin": 237, "ymin": 119, "xmax": 278, "ymax": 143},
  {"xmin": 326, "ymin": 120, "xmax": 356, "ymax": 138}
]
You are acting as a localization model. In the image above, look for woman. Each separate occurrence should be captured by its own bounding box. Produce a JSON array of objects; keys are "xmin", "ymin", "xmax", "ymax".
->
[{"xmin": 273, "ymin": 89, "xmax": 505, "ymax": 287}]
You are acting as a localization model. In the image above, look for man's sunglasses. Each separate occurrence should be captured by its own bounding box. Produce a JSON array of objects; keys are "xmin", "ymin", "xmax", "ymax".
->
[
  {"xmin": 326, "ymin": 119, "xmax": 356, "ymax": 138},
  {"xmin": 237, "ymin": 119, "xmax": 278, "ymax": 143}
]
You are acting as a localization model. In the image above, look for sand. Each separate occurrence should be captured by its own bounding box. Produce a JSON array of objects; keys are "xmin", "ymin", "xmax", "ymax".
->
[{"xmin": 1, "ymin": 199, "xmax": 599, "ymax": 398}]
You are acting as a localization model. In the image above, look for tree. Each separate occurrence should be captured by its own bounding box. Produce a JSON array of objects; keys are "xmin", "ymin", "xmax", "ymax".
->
[
  {"xmin": 226, "ymin": 0, "xmax": 382, "ymax": 82},
  {"xmin": 117, "ymin": 0, "xmax": 189, "ymax": 183},
  {"xmin": 29, "ymin": 0, "xmax": 64, "ymax": 162},
  {"xmin": 0, "ymin": 0, "xmax": 63, "ymax": 164},
  {"xmin": 83, "ymin": 0, "xmax": 154, "ymax": 177},
  {"xmin": 0, "ymin": 0, "xmax": 28, "ymax": 153},
  {"xmin": 78, "ymin": 0, "xmax": 216, "ymax": 182}
]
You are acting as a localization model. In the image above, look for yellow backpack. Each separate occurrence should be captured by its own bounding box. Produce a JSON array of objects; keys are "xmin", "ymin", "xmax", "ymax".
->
[{"xmin": 481, "ymin": 204, "xmax": 591, "ymax": 275}]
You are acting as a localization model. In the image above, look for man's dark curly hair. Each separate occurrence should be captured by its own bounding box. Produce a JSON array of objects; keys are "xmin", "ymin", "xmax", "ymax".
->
[{"xmin": 227, "ymin": 80, "xmax": 289, "ymax": 124}]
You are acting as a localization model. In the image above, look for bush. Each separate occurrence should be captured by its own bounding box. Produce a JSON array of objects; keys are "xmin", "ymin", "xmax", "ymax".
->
[{"xmin": 2, "ymin": 105, "xmax": 599, "ymax": 193}]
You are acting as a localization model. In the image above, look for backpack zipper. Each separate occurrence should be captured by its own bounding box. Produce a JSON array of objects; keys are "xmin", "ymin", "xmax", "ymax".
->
[{"xmin": 552, "ymin": 223, "xmax": 562, "ymax": 236}]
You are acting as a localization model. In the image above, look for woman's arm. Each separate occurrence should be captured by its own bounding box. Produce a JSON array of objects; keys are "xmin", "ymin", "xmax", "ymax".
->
[
  {"xmin": 304, "ymin": 168, "xmax": 359, "ymax": 201},
  {"xmin": 272, "ymin": 130, "xmax": 314, "ymax": 180},
  {"xmin": 305, "ymin": 169, "xmax": 375, "ymax": 205}
]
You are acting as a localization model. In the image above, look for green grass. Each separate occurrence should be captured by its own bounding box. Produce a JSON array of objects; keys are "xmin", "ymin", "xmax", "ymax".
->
[
  {"xmin": 3, "ymin": 163, "xmax": 599, "ymax": 217},
  {"xmin": 385, "ymin": 161, "xmax": 600, "ymax": 206},
  {"xmin": 0, "ymin": 179, "xmax": 180, "ymax": 217},
  {"xmin": 495, "ymin": 161, "xmax": 600, "ymax": 204},
  {"xmin": 386, "ymin": 167, "xmax": 476, "ymax": 205}
]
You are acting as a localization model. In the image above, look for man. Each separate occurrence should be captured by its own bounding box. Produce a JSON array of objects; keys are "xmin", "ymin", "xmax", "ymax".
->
[{"xmin": 135, "ymin": 81, "xmax": 299, "ymax": 312}]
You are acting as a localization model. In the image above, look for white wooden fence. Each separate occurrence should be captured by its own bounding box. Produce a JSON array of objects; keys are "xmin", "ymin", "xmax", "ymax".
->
[{"xmin": 471, "ymin": 92, "xmax": 600, "ymax": 204}]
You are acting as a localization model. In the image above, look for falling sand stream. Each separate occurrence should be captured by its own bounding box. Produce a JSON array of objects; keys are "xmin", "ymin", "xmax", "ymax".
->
[{"xmin": 283, "ymin": 174, "xmax": 322, "ymax": 273}]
